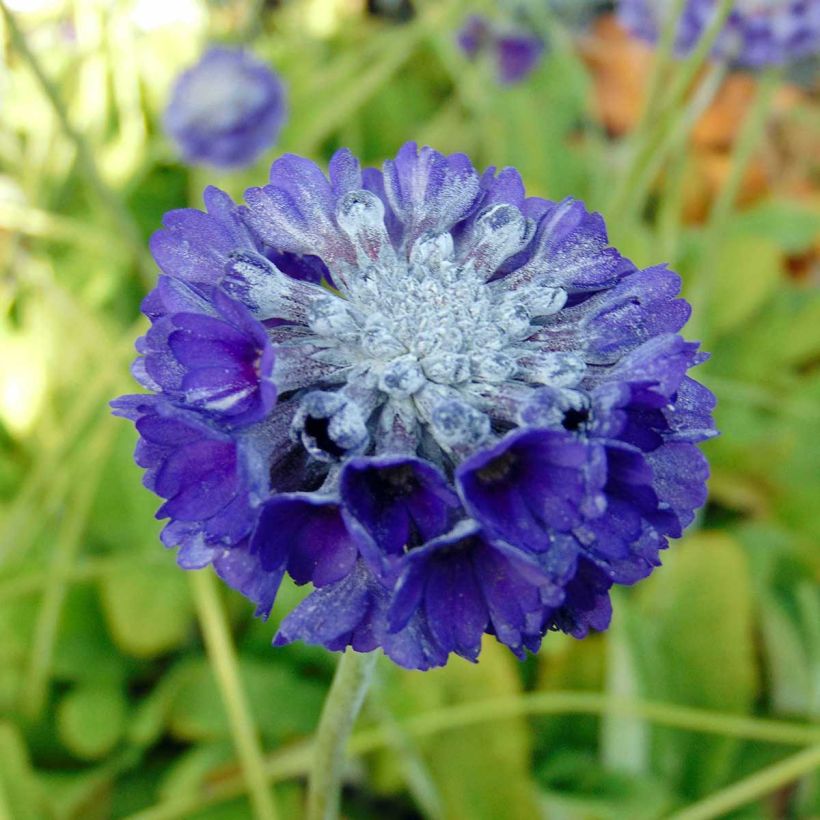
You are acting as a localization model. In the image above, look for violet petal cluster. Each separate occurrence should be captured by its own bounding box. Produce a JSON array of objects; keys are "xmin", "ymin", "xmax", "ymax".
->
[
  {"xmin": 618, "ymin": 0, "xmax": 820, "ymax": 69},
  {"xmin": 457, "ymin": 14, "xmax": 545, "ymax": 84},
  {"xmin": 164, "ymin": 47, "xmax": 286, "ymax": 169},
  {"xmin": 114, "ymin": 143, "xmax": 716, "ymax": 670}
]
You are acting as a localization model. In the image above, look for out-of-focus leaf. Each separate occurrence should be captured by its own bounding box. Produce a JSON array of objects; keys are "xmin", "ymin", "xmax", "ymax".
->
[
  {"xmin": 385, "ymin": 639, "xmax": 540, "ymax": 820},
  {"xmin": 127, "ymin": 659, "xmax": 193, "ymax": 748},
  {"xmin": 167, "ymin": 656, "xmax": 324, "ymax": 743},
  {"xmin": 57, "ymin": 681, "xmax": 127, "ymax": 760},
  {"xmin": 706, "ymin": 233, "xmax": 782, "ymax": 335},
  {"xmin": 52, "ymin": 585, "xmax": 128, "ymax": 683},
  {"xmin": 536, "ymin": 633, "xmax": 606, "ymax": 756},
  {"xmin": 158, "ymin": 741, "xmax": 235, "ymax": 801},
  {"xmin": 732, "ymin": 200, "xmax": 820, "ymax": 254},
  {"xmin": 795, "ymin": 583, "xmax": 820, "ymax": 716},
  {"xmin": 537, "ymin": 750, "xmax": 674, "ymax": 820},
  {"xmin": 98, "ymin": 563, "xmax": 194, "ymax": 658},
  {"xmin": 0, "ymin": 595, "xmax": 36, "ymax": 676},
  {"xmin": 0, "ymin": 721, "xmax": 49, "ymax": 820},
  {"xmin": 779, "ymin": 293, "xmax": 820, "ymax": 367},
  {"xmin": 636, "ymin": 532, "xmax": 758, "ymax": 796},
  {"xmin": 759, "ymin": 594, "xmax": 814, "ymax": 716},
  {"xmin": 38, "ymin": 768, "xmax": 117, "ymax": 820},
  {"xmin": 87, "ymin": 426, "xmax": 161, "ymax": 554}
]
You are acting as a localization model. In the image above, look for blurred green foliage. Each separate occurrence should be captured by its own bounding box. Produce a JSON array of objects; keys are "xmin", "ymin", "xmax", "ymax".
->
[{"xmin": 0, "ymin": 0, "xmax": 819, "ymax": 818}]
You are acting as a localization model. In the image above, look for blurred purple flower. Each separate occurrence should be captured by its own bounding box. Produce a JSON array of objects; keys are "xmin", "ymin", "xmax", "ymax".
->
[
  {"xmin": 618, "ymin": 0, "xmax": 820, "ymax": 69},
  {"xmin": 457, "ymin": 14, "xmax": 545, "ymax": 84},
  {"xmin": 164, "ymin": 47, "xmax": 286, "ymax": 169},
  {"xmin": 115, "ymin": 142, "xmax": 716, "ymax": 669}
]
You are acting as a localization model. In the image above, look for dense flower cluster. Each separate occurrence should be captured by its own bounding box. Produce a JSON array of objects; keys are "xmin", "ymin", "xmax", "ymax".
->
[
  {"xmin": 618, "ymin": 0, "xmax": 820, "ymax": 69},
  {"xmin": 164, "ymin": 47, "xmax": 286, "ymax": 169},
  {"xmin": 114, "ymin": 143, "xmax": 716, "ymax": 670}
]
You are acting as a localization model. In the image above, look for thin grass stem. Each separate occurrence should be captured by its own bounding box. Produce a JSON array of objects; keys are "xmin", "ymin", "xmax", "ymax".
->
[
  {"xmin": 126, "ymin": 691, "xmax": 820, "ymax": 820},
  {"xmin": 190, "ymin": 570, "xmax": 279, "ymax": 820},
  {"xmin": 0, "ymin": 1, "xmax": 154, "ymax": 287},
  {"xmin": 669, "ymin": 743, "xmax": 820, "ymax": 820}
]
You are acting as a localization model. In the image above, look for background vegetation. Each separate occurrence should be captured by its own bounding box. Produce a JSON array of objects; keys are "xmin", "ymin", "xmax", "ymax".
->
[{"xmin": 0, "ymin": 1, "xmax": 818, "ymax": 818}]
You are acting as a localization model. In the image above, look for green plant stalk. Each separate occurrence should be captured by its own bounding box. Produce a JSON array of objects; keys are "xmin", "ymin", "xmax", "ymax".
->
[
  {"xmin": 608, "ymin": 0, "xmax": 735, "ymax": 221},
  {"xmin": 626, "ymin": 60, "xmax": 728, "ymax": 224},
  {"xmin": 705, "ymin": 68, "xmax": 782, "ymax": 235},
  {"xmin": 0, "ymin": 325, "xmax": 138, "ymax": 563},
  {"xmin": 298, "ymin": 6, "xmax": 449, "ymax": 156},
  {"xmin": 669, "ymin": 743, "xmax": 820, "ymax": 820},
  {"xmin": 631, "ymin": 0, "xmax": 689, "ymax": 131},
  {"xmin": 19, "ymin": 418, "xmax": 117, "ymax": 719},
  {"xmin": 0, "ymin": 1, "xmax": 154, "ymax": 288},
  {"xmin": 687, "ymin": 68, "xmax": 781, "ymax": 342},
  {"xmin": 656, "ymin": 132, "xmax": 691, "ymax": 264},
  {"xmin": 307, "ymin": 649, "xmax": 378, "ymax": 820},
  {"xmin": 191, "ymin": 571, "xmax": 279, "ymax": 820},
  {"xmin": 127, "ymin": 691, "xmax": 820, "ymax": 820},
  {"xmin": 0, "ymin": 764, "xmax": 12, "ymax": 820}
]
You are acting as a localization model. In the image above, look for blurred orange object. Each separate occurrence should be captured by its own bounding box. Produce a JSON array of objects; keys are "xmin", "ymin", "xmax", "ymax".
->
[
  {"xmin": 581, "ymin": 13, "xmax": 819, "ymax": 234},
  {"xmin": 579, "ymin": 14, "xmax": 653, "ymax": 137}
]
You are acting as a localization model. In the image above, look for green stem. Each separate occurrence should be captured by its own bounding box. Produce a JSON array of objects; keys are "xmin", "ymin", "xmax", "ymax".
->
[
  {"xmin": 19, "ymin": 419, "xmax": 116, "ymax": 719},
  {"xmin": 191, "ymin": 571, "xmax": 279, "ymax": 820},
  {"xmin": 705, "ymin": 69, "xmax": 781, "ymax": 233},
  {"xmin": 668, "ymin": 744, "xmax": 820, "ymax": 820},
  {"xmin": 687, "ymin": 68, "xmax": 781, "ymax": 341},
  {"xmin": 0, "ymin": 325, "xmax": 137, "ymax": 563},
  {"xmin": 632, "ymin": 0, "xmax": 689, "ymax": 134},
  {"xmin": 307, "ymin": 650, "xmax": 378, "ymax": 820},
  {"xmin": 608, "ymin": 0, "xmax": 735, "ymax": 221},
  {"xmin": 0, "ymin": 1, "xmax": 155, "ymax": 288},
  {"xmin": 635, "ymin": 60, "xmax": 728, "ymax": 215},
  {"xmin": 126, "ymin": 691, "xmax": 820, "ymax": 820}
]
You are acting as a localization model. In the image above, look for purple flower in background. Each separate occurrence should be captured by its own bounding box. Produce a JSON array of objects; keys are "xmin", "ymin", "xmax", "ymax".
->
[
  {"xmin": 164, "ymin": 47, "xmax": 286, "ymax": 169},
  {"xmin": 618, "ymin": 0, "xmax": 820, "ymax": 69},
  {"xmin": 114, "ymin": 142, "xmax": 716, "ymax": 670},
  {"xmin": 457, "ymin": 14, "xmax": 545, "ymax": 83}
]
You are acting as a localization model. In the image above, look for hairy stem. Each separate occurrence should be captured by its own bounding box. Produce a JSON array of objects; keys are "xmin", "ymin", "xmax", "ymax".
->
[{"xmin": 307, "ymin": 650, "xmax": 378, "ymax": 820}]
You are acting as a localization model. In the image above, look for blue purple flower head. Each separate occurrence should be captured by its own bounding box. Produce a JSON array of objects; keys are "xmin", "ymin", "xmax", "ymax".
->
[
  {"xmin": 113, "ymin": 142, "xmax": 716, "ymax": 670},
  {"xmin": 458, "ymin": 14, "xmax": 545, "ymax": 84},
  {"xmin": 618, "ymin": 0, "xmax": 820, "ymax": 69},
  {"xmin": 164, "ymin": 46, "xmax": 286, "ymax": 169},
  {"xmin": 457, "ymin": 1, "xmax": 613, "ymax": 83}
]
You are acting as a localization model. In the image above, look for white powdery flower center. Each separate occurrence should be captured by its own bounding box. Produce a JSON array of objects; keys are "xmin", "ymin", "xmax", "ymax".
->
[{"xmin": 281, "ymin": 199, "xmax": 586, "ymax": 458}]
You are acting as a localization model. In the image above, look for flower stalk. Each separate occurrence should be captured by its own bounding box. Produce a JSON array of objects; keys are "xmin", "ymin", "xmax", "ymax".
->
[{"xmin": 307, "ymin": 650, "xmax": 378, "ymax": 820}]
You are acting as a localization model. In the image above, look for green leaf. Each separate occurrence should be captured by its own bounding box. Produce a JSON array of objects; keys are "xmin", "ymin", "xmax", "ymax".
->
[
  {"xmin": 731, "ymin": 200, "xmax": 820, "ymax": 254},
  {"xmin": 759, "ymin": 594, "xmax": 814, "ymax": 716},
  {"xmin": 167, "ymin": 656, "xmax": 324, "ymax": 744},
  {"xmin": 779, "ymin": 292, "xmax": 820, "ymax": 367},
  {"xmin": 98, "ymin": 563, "xmax": 194, "ymax": 658},
  {"xmin": 535, "ymin": 632, "xmax": 606, "ymax": 755},
  {"xmin": 705, "ymin": 233, "xmax": 782, "ymax": 336},
  {"xmin": 158, "ymin": 742, "xmax": 235, "ymax": 801},
  {"xmin": 57, "ymin": 681, "xmax": 127, "ymax": 760},
  {"xmin": 52, "ymin": 585, "xmax": 128, "ymax": 683},
  {"xmin": 384, "ymin": 640, "xmax": 540, "ymax": 820},
  {"xmin": 87, "ymin": 426, "xmax": 162, "ymax": 554},
  {"xmin": 127, "ymin": 660, "xmax": 192, "ymax": 748},
  {"xmin": 538, "ymin": 750, "xmax": 674, "ymax": 820},
  {"xmin": 636, "ymin": 532, "xmax": 758, "ymax": 797},
  {"xmin": 38, "ymin": 768, "xmax": 117, "ymax": 820},
  {"xmin": 0, "ymin": 721, "xmax": 49, "ymax": 820}
]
